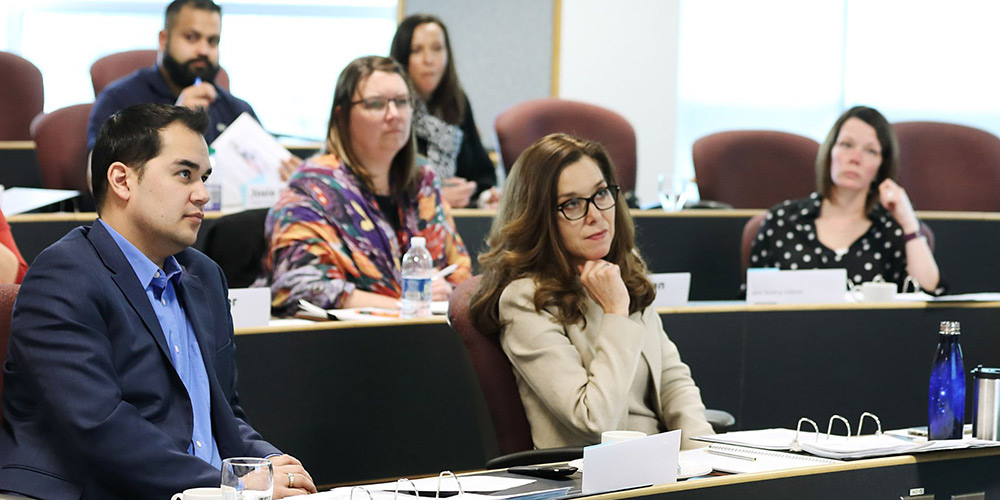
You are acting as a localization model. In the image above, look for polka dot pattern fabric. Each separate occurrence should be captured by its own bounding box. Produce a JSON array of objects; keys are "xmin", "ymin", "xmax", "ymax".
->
[{"xmin": 748, "ymin": 192, "xmax": 908, "ymax": 290}]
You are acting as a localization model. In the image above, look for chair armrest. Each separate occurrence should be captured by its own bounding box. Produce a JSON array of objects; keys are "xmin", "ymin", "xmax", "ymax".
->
[{"xmin": 486, "ymin": 447, "xmax": 585, "ymax": 469}]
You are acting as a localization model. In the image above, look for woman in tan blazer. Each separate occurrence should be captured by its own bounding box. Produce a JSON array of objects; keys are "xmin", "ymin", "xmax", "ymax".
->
[{"xmin": 470, "ymin": 133, "xmax": 713, "ymax": 449}]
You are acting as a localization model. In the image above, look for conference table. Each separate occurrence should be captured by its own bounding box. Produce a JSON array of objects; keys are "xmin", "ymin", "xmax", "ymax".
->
[
  {"xmin": 10, "ymin": 209, "xmax": 1000, "ymax": 301},
  {"xmin": 232, "ymin": 300, "xmax": 1000, "ymax": 488},
  {"xmin": 427, "ymin": 447, "xmax": 1000, "ymax": 500}
]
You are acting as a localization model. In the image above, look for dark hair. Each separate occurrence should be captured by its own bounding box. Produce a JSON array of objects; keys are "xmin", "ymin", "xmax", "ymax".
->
[
  {"xmin": 325, "ymin": 55, "xmax": 419, "ymax": 197},
  {"xmin": 816, "ymin": 105, "xmax": 899, "ymax": 213},
  {"xmin": 91, "ymin": 103, "xmax": 208, "ymax": 212},
  {"xmin": 165, "ymin": 0, "xmax": 221, "ymax": 31},
  {"xmin": 469, "ymin": 133, "xmax": 655, "ymax": 332},
  {"xmin": 389, "ymin": 13, "xmax": 466, "ymax": 124}
]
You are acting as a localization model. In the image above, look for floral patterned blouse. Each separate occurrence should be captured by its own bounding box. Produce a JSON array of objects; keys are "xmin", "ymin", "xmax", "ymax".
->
[{"xmin": 258, "ymin": 154, "xmax": 472, "ymax": 316}]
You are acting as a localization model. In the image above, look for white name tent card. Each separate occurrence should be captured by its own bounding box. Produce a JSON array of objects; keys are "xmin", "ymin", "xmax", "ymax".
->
[
  {"xmin": 582, "ymin": 430, "xmax": 680, "ymax": 493},
  {"xmin": 650, "ymin": 273, "xmax": 691, "ymax": 307},
  {"xmin": 242, "ymin": 181, "xmax": 284, "ymax": 210},
  {"xmin": 210, "ymin": 112, "xmax": 291, "ymax": 211},
  {"xmin": 746, "ymin": 268, "xmax": 847, "ymax": 305},
  {"xmin": 228, "ymin": 288, "xmax": 271, "ymax": 329}
]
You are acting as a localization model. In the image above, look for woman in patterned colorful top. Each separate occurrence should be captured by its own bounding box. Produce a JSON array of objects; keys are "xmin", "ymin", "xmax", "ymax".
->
[
  {"xmin": 258, "ymin": 56, "xmax": 471, "ymax": 317},
  {"xmin": 748, "ymin": 106, "xmax": 942, "ymax": 293}
]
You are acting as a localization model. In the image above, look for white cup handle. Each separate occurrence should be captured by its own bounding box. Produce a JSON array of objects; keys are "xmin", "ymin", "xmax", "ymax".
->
[{"xmin": 171, "ymin": 495, "xmax": 183, "ymax": 500}]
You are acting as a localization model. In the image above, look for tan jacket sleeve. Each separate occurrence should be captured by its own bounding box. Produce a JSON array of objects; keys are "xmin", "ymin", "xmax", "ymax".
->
[{"xmin": 647, "ymin": 307, "xmax": 714, "ymax": 448}]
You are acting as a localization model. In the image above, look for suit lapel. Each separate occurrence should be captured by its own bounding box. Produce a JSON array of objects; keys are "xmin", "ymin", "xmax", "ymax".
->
[{"xmin": 88, "ymin": 222, "xmax": 172, "ymax": 361}]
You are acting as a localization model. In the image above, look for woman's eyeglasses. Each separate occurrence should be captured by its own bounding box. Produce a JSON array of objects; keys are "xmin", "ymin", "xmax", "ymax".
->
[
  {"xmin": 556, "ymin": 185, "xmax": 619, "ymax": 221},
  {"xmin": 351, "ymin": 96, "xmax": 413, "ymax": 112}
]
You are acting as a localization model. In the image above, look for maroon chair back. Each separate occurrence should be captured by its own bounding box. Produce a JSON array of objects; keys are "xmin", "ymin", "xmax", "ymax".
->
[
  {"xmin": 447, "ymin": 276, "xmax": 534, "ymax": 456},
  {"xmin": 693, "ymin": 130, "xmax": 819, "ymax": 209},
  {"xmin": 740, "ymin": 213, "xmax": 767, "ymax": 276},
  {"xmin": 494, "ymin": 98, "xmax": 637, "ymax": 194},
  {"xmin": 0, "ymin": 52, "xmax": 44, "ymax": 141},
  {"xmin": 893, "ymin": 121, "xmax": 1000, "ymax": 212},
  {"xmin": 30, "ymin": 104, "xmax": 94, "ymax": 204},
  {"xmin": 740, "ymin": 213, "xmax": 936, "ymax": 276},
  {"xmin": 90, "ymin": 49, "xmax": 230, "ymax": 96},
  {"xmin": 0, "ymin": 284, "xmax": 20, "ymax": 425}
]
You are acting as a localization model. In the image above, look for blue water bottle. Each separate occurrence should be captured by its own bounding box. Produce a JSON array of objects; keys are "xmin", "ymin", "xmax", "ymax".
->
[{"xmin": 929, "ymin": 321, "xmax": 965, "ymax": 440}]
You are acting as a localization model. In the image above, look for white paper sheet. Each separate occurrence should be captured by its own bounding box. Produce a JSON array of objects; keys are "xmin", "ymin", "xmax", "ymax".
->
[
  {"xmin": 582, "ymin": 430, "xmax": 680, "ymax": 493},
  {"xmin": 210, "ymin": 112, "xmax": 290, "ymax": 211}
]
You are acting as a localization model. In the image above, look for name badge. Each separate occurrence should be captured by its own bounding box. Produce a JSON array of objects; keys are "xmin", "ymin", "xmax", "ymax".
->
[
  {"xmin": 746, "ymin": 268, "xmax": 847, "ymax": 305},
  {"xmin": 228, "ymin": 288, "xmax": 271, "ymax": 329},
  {"xmin": 650, "ymin": 272, "xmax": 691, "ymax": 307}
]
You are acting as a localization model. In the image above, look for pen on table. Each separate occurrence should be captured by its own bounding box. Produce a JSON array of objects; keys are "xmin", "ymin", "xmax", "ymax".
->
[
  {"xmin": 705, "ymin": 448, "xmax": 756, "ymax": 461},
  {"xmin": 433, "ymin": 264, "xmax": 459, "ymax": 280},
  {"xmin": 356, "ymin": 308, "xmax": 399, "ymax": 318}
]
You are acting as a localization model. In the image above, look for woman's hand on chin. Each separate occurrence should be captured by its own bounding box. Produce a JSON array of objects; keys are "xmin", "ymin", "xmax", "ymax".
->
[
  {"xmin": 878, "ymin": 178, "xmax": 919, "ymax": 232},
  {"xmin": 578, "ymin": 259, "xmax": 630, "ymax": 316}
]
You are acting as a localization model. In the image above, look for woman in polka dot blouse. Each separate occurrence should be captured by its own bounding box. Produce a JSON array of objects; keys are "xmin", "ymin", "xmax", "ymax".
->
[{"xmin": 748, "ymin": 106, "xmax": 943, "ymax": 294}]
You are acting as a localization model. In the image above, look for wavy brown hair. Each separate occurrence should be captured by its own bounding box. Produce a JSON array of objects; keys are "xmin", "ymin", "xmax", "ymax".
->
[
  {"xmin": 325, "ymin": 55, "xmax": 419, "ymax": 197},
  {"xmin": 469, "ymin": 133, "xmax": 655, "ymax": 333}
]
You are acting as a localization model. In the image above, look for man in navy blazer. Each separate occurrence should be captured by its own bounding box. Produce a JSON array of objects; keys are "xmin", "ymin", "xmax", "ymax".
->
[{"xmin": 0, "ymin": 103, "xmax": 315, "ymax": 499}]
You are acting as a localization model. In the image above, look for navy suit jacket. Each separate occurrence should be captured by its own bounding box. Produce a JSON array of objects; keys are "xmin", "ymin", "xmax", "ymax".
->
[{"xmin": 0, "ymin": 222, "xmax": 279, "ymax": 499}]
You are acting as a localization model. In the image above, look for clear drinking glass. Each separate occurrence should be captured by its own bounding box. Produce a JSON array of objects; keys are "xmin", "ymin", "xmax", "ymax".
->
[
  {"xmin": 221, "ymin": 457, "xmax": 273, "ymax": 500},
  {"xmin": 657, "ymin": 173, "xmax": 689, "ymax": 212}
]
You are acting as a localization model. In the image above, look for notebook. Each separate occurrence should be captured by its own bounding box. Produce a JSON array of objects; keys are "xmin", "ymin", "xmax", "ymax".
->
[{"xmin": 684, "ymin": 444, "xmax": 838, "ymax": 474}]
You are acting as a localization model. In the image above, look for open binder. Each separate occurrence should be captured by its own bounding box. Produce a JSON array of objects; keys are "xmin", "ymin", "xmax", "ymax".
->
[{"xmin": 695, "ymin": 412, "xmax": 1000, "ymax": 461}]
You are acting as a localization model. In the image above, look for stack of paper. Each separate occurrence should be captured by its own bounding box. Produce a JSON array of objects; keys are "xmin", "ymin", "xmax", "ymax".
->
[
  {"xmin": 797, "ymin": 434, "xmax": 928, "ymax": 459},
  {"xmin": 694, "ymin": 428, "xmax": 803, "ymax": 450},
  {"xmin": 683, "ymin": 444, "xmax": 837, "ymax": 474},
  {"xmin": 301, "ymin": 476, "xmax": 564, "ymax": 500},
  {"xmin": 696, "ymin": 428, "xmax": 1000, "ymax": 461}
]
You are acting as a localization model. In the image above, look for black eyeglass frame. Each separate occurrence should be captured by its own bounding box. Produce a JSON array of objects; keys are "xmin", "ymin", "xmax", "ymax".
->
[{"xmin": 555, "ymin": 185, "xmax": 620, "ymax": 221}]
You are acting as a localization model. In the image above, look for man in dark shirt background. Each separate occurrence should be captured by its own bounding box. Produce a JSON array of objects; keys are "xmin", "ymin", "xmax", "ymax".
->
[
  {"xmin": 86, "ymin": 0, "xmax": 298, "ymax": 177},
  {"xmin": 86, "ymin": 0, "xmax": 251, "ymax": 150}
]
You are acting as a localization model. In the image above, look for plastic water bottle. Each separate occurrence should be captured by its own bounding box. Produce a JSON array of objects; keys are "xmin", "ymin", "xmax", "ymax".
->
[
  {"xmin": 401, "ymin": 237, "xmax": 433, "ymax": 318},
  {"xmin": 204, "ymin": 147, "xmax": 222, "ymax": 211},
  {"xmin": 929, "ymin": 320, "xmax": 965, "ymax": 440}
]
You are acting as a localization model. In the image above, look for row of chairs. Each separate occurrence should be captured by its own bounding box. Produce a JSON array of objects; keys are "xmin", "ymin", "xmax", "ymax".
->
[
  {"xmin": 696, "ymin": 124, "xmax": 1000, "ymax": 212},
  {"xmin": 6, "ymin": 48, "xmax": 1000, "ymax": 213},
  {"xmin": 0, "ymin": 50, "xmax": 230, "ymax": 204}
]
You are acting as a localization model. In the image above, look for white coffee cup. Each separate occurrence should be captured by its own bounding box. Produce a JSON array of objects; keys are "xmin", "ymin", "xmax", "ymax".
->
[
  {"xmin": 601, "ymin": 430, "xmax": 647, "ymax": 444},
  {"xmin": 171, "ymin": 486, "xmax": 235, "ymax": 500},
  {"xmin": 861, "ymin": 282, "xmax": 896, "ymax": 303}
]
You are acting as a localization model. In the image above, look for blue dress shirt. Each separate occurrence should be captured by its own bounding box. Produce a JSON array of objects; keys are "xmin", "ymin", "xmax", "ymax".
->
[{"xmin": 100, "ymin": 220, "xmax": 222, "ymax": 469}]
